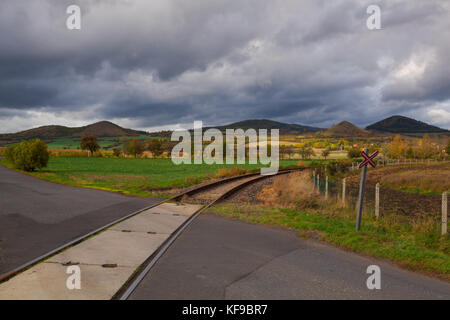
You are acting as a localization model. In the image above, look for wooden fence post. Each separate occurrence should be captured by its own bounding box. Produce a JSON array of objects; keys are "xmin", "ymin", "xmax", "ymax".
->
[
  {"xmin": 317, "ymin": 174, "xmax": 320, "ymax": 193},
  {"xmin": 375, "ymin": 183, "xmax": 380, "ymax": 219},
  {"xmin": 313, "ymin": 171, "xmax": 316, "ymax": 191},
  {"xmin": 342, "ymin": 178, "xmax": 346, "ymax": 207},
  {"xmin": 325, "ymin": 176, "xmax": 328, "ymax": 199},
  {"xmin": 442, "ymin": 192, "xmax": 448, "ymax": 235}
]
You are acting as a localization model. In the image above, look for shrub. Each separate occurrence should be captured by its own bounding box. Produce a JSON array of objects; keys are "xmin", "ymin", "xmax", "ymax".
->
[
  {"xmin": 347, "ymin": 147, "xmax": 361, "ymax": 159},
  {"xmin": 326, "ymin": 160, "xmax": 351, "ymax": 177},
  {"xmin": 5, "ymin": 139, "xmax": 49, "ymax": 171},
  {"xmin": 113, "ymin": 148, "xmax": 122, "ymax": 157}
]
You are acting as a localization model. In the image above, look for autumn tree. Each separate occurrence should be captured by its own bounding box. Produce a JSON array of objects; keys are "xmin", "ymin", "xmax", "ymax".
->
[
  {"xmin": 80, "ymin": 136, "xmax": 100, "ymax": 156},
  {"xmin": 113, "ymin": 148, "xmax": 122, "ymax": 157},
  {"xmin": 299, "ymin": 145, "xmax": 315, "ymax": 160},
  {"xmin": 406, "ymin": 147, "xmax": 414, "ymax": 159},
  {"xmin": 286, "ymin": 145, "xmax": 295, "ymax": 159},
  {"xmin": 125, "ymin": 139, "xmax": 144, "ymax": 158},
  {"xmin": 416, "ymin": 135, "xmax": 435, "ymax": 159},
  {"xmin": 389, "ymin": 135, "xmax": 405, "ymax": 159},
  {"xmin": 147, "ymin": 139, "xmax": 163, "ymax": 158},
  {"xmin": 280, "ymin": 145, "xmax": 294, "ymax": 159},
  {"xmin": 321, "ymin": 149, "xmax": 330, "ymax": 160},
  {"xmin": 280, "ymin": 145, "xmax": 288, "ymax": 160}
]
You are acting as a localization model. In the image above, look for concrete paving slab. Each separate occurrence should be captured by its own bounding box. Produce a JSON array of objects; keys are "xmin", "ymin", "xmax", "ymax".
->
[
  {"xmin": 0, "ymin": 262, "xmax": 134, "ymax": 300},
  {"xmin": 144, "ymin": 202, "xmax": 202, "ymax": 217},
  {"xmin": 47, "ymin": 230, "xmax": 168, "ymax": 268},
  {"xmin": 110, "ymin": 212, "xmax": 188, "ymax": 234},
  {"xmin": 0, "ymin": 201, "xmax": 201, "ymax": 299}
]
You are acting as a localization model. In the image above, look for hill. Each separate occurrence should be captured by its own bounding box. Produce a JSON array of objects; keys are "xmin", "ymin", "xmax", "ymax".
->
[
  {"xmin": 0, "ymin": 121, "xmax": 146, "ymax": 140},
  {"xmin": 210, "ymin": 119, "xmax": 322, "ymax": 135},
  {"xmin": 317, "ymin": 121, "xmax": 370, "ymax": 137},
  {"xmin": 366, "ymin": 115, "xmax": 448, "ymax": 134}
]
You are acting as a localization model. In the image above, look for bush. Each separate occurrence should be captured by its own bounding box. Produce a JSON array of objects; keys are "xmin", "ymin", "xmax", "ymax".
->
[
  {"xmin": 5, "ymin": 139, "xmax": 49, "ymax": 171},
  {"xmin": 113, "ymin": 148, "xmax": 122, "ymax": 157},
  {"xmin": 347, "ymin": 147, "xmax": 361, "ymax": 159}
]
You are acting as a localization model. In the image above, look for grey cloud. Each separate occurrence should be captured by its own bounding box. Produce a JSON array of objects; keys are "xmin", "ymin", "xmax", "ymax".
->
[{"xmin": 0, "ymin": 0, "xmax": 449, "ymax": 132}]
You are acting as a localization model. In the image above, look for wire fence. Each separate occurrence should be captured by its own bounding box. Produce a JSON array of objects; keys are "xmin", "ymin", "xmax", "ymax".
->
[{"xmin": 312, "ymin": 173, "xmax": 448, "ymax": 234}]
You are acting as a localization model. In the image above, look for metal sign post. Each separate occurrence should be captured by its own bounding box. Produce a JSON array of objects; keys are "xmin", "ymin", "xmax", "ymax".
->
[{"xmin": 356, "ymin": 149, "xmax": 378, "ymax": 231}]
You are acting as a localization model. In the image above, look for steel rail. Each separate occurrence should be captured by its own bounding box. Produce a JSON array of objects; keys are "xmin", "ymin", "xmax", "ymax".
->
[
  {"xmin": 0, "ymin": 167, "xmax": 302, "ymax": 284},
  {"xmin": 115, "ymin": 169, "xmax": 300, "ymax": 300}
]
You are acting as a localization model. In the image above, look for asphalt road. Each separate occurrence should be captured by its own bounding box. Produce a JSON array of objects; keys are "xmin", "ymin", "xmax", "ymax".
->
[
  {"xmin": 0, "ymin": 165, "xmax": 162, "ymax": 274},
  {"xmin": 130, "ymin": 213, "xmax": 450, "ymax": 300}
]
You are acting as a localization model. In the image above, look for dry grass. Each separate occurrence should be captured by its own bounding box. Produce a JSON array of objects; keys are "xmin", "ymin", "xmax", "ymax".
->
[
  {"xmin": 380, "ymin": 169, "xmax": 450, "ymax": 194},
  {"xmin": 296, "ymin": 160, "xmax": 308, "ymax": 167},
  {"xmin": 215, "ymin": 166, "xmax": 249, "ymax": 178},
  {"xmin": 257, "ymin": 171, "xmax": 324, "ymax": 210},
  {"xmin": 256, "ymin": 170, "xmax": 442, "ymax": 224},
  {"xmin": 346, "ymin": 162, "xmax": 450, "ymax": 194},
  {"xmin": 184, "ymin": 175, "xmax": 210, "ymax": 186}
]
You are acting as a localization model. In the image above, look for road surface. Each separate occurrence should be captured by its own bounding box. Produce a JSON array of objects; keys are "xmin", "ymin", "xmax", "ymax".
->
[
  {"xmin": 0, "ymin": 165, "xmax": 162, "ymax": 274},
  {"xmin": 130, "ymin": 213, "xmax": 450, "ymax": 300}
]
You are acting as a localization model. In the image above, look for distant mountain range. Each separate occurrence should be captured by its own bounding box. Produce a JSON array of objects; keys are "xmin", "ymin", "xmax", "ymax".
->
[
  {"xmin": 0, "ymin": 121, "xmax": 146, "ymax": 140},
  {"xmin": 0, "ymin": 116, "xmax": 448, "ymax": 145},
  {"xmin": 206, "ymin": 119, "xmax": 322, "ymax": 135},
  {"xmin": 366, "ymin": 115, "xmax": 448, "ymax": 133}
]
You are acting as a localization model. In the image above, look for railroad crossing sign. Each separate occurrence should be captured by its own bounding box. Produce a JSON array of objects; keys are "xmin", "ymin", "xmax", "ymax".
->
[
  {"xmin": 359, "ymin": 150, "xmax": 379, "ymax": 169},
  {"xmin": 356, "ymin": 148, "xmax": 379, "ymax": 231}
]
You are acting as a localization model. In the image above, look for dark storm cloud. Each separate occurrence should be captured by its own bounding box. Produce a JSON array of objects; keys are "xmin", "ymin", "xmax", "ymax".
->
[{"xmin": 0, "ymin": 0, "xmax": 449, "ymax": 133}]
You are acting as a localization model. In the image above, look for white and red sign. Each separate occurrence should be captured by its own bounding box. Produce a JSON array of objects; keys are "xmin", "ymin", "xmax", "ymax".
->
[{"xmin": 359, "ymin": 150, "xmax": 378, "ymax": 169}]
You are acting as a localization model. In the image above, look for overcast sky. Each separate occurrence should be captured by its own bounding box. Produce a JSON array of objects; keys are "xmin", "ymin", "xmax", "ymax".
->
[{"xmin": 0, "ymin": 0, "xmax": 449, "ymax": 133}]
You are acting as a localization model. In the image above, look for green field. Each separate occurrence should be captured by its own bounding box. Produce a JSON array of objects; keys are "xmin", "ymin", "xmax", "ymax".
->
[
  {"xmin": 45, "ymin": 135, "xmax": 159, "ymax": 150},
  {"xmin": 1, "ymin": 157, "xmax": 298, "ymax": 197}
]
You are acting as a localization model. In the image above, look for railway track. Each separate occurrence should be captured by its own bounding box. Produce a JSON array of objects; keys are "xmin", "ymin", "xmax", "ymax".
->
[{"xmin": 0, "ymin": 168, "xmax": 303, "ymax": 300}]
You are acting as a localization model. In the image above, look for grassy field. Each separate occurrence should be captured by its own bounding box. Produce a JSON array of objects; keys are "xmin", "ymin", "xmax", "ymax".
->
[
  {"xmin": 0, "ymin": 157, "xmax": 298, "ymax": 197},
  {"xmin": 345, "ymin": 162, "xmax": 450, "ymax": 194},
  {"xmin": 46, "ymin": 135, "xmax": 159, "ymax": 150}
]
